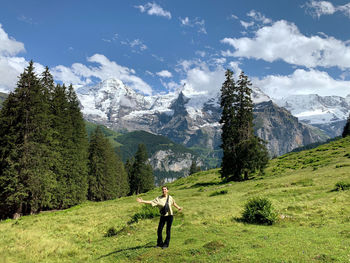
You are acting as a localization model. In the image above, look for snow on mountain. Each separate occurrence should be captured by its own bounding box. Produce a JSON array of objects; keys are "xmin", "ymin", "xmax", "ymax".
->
[
  {"xmin": 76, "ymin": 77, "xmax": 326, "ymax": 158},
  {"xmin": 77, "ymin": 78, "xmax": 153, "ymax": 121},
  {"xmin": 77, "ymin": 77, "xmax": 272, "ymax": 127},
  {"xmin": 275, "ymin": 94, "xmax": 350, "ymax": 125}
]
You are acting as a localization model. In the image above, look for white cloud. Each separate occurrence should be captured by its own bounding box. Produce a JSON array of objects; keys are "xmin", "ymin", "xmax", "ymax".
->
[
  {"xmin": 180, "ymin": 17, "xmax": 190, "ymax": 26},
  {"xmin": 156, "ymin": 70, "xmax": 172, "ymax": 78},
  {"xmin": 121, "ymin": 38, "xmax": 147, "ymax": 52},
  {"xmin": 247, "ymin": 10, "xmax": 272, "ymax": 24},
  {"xmin": 151, "ymin": 54, "xmax": 164, "ymax": 62},
  {"xmin": 183, "ymin": 66, "xmax": 225, "ymax": 96},
  {"xmin": 135, "ymin": 3, "xmax": 171, "ymax": 19},
  {"xmin": 221, "ymin": 20, "xmax": 350, "ymax": 69},
  {"xmin": 0, "ymin": 57, "xmax": 26, "ymax": 92},
  {"xmin": 240, "ymin": 20, "xmax": 254, "ymax": 29},
  {"xmin": 179, "ymin": 17, "xmax": 207, "ymax": 34},
  {"xmin": 304, "ymin": 1, "xmax": 350, "ymax": 18},
  {"xmin": 0, "ymin": 24, "xmax": 27, "ymax": 92},
  {"xmin": 145, "ymin": 70, "xmax": 154, "ymax": 76},
  {"xmin": 195, "ymin": 50, "xmax": 206, "ymax": 57},
  {"xmin": 253, "ymin": 68, "xmax": 350, "ymax": 99},
  {"xmin": 52, "ymin": 54, "xmax": 153, "ymax": 95},
  {"xmin": 129, "ymin": 39, "xmax": 147, "ymax": 51},
  {"xmin": 213, "ymin": 57, "xmax": 226, "ymax": 65},
  {"xmin": 159, "ymin": 79, "xmax": 179, "ymax": 92},
  {"xmin": 0, "ymin": 24, "xmax": 25, "ymax": 56}
]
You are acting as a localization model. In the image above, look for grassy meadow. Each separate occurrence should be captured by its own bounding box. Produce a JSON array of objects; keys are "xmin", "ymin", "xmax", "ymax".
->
[{"xmin": 1, "ymin": 138, "xmax": 350, "ymax": 262}]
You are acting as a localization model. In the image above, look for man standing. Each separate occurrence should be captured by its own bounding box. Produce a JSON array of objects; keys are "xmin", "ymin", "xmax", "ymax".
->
[{"xmin": 136, "ymin": 186, "xmax": 182, "ymax": 249}]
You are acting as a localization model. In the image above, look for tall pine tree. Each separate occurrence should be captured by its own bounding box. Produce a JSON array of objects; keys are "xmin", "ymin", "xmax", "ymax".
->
[
  {"xmin": 0, "ymin": 62, "xmax": 56, "ymax": 218},
  {"xmin": 129, "ymin": 144, "xmax": 154, "ymax": 195},
  {"xmin": 88, "ymin": 126, "xmax": 129, "ymax": 201},
  {"xmin": 220, "ymin": 70, "xmax": 269, "ymax": 181},
  {"xmin": 65, "ymin": 84, "xmax": 89, "ymax": 205},
  {"xmin": 219, "ymin": 69, "xmax": 237, "ymax": 180}
]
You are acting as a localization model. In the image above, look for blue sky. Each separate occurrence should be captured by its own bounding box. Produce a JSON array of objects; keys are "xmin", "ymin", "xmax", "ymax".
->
[{"xmin": 1, "ymin": 0, "xmax": 350, "ymax": 99}]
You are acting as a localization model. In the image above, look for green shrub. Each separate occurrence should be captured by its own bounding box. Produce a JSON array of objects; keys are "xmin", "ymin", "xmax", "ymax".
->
[
  {"xmin": 334, "ymin": 181, "xmax": 350, "ymax": 191},
  {"xmin": 242, "ymin": 197, "xmax": 277, "ymax": 225},
  {"xmin": 129, "ymin": 205, "xmax": 160, "ymax": 224},
  {"xmin": 209, "ymin": 189, "xmax": 228, "ymax": 197},
  {"xmin": 105, "ymin": 227, "xmax": 118, "ymax": 237}
]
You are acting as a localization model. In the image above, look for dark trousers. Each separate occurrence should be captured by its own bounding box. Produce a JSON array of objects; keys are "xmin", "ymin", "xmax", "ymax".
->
[{"xmin": 157, "ymin": 215, "xmax": 173, "ymax": 247}]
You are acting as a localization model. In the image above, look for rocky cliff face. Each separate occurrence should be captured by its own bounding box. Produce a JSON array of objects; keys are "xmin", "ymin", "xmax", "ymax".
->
[
  {"xmin": 253, "ymin": 101, "xmax": 328, "ymax": 156},
  {"xmin": 77, "ymin": 78, "xmax": 328, "ymax": 160},
  {"xmin": 149, "ymin": 149, "xmax": 202, "ymax": 184}
]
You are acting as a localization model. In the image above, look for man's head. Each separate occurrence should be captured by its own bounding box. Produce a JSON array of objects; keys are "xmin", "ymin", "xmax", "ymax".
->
[{"xmin": 162, "ymin": 186, "xmax": 168, "ymax": 196}]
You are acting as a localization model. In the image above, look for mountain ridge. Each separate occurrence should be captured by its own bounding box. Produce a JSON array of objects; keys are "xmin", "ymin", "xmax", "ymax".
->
[{"xmin": 77, "ymin": 78, "xmax": 328, "ymax": 157}]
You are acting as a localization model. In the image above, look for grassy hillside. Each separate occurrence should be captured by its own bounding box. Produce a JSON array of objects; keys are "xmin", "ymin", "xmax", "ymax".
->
[{"xmin": 1, "ymin": 138, "xmax": 350, "ymax": 262}]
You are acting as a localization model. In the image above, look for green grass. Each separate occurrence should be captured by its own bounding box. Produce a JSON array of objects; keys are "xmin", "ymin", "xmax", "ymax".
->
[{"xmin": 1, "ymin": 138, "xmax": 350, "ymax": 262}]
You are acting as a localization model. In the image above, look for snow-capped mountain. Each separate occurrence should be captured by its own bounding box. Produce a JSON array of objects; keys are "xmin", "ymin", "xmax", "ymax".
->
[
  {"xmin": 275, "ymin": 94, "xmax": 350, "ymax": 137},
  {"xmin": 77, "ymin": 78, "xmax": 270, "ymax": 132},
  {"xmin": 275, "ymin": 94, "xmax": 350, "ymax": 124},
  {"xmin": 76, "ymin": 78, "xmax": 326, "ymax": 157}
]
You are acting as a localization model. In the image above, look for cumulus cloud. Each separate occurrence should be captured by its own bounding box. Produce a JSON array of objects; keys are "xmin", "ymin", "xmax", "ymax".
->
[
  {"xmin": 177, "ymin": 59, "xmax": 242, "ymax": 97},
  {"xmin": 221, "ymin": 20, "xmax": 350, "ymax": 69},
  {"xmin": 183, "ymin": 65, "xmax": 225, "ymax": 95},
  {"xmin": 156, "ymin": 70, "xmax": 172, "ymax": 78},
  {"xmin": 135, "ymin": 2, "xmax": 171, "ymax": 19},
  {"xmin": 0, "ymin": 24, "xmax": 27, "ymax": 92},
  {"xmin": 304, "ymin": 1, "xmax": 350, "ymax": 18},
  {"xmin": 0, "ymin": 24, "xmax": 25, "ymax": 56},
  {"xmin": 253, "ymin": 68, "xmax": 350, "ymax": 99},
  {"xmin": 51, "ymin": 54, "xmax": 153, "ymax": 95},
  {"xmin": 179, "ymin": 17, "xmax": 207, "ymax": 34}
]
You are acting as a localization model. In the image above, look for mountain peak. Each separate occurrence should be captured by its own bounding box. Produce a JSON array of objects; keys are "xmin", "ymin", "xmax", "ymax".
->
[{"xmin": 97, "ymin": 78, "xmax": 135, "ymax": 95}]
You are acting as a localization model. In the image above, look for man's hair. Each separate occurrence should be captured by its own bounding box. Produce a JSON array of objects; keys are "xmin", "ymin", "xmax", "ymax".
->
[{"xmin": 161, "ymin": 185, "xmax": 168, "ymax": 190}]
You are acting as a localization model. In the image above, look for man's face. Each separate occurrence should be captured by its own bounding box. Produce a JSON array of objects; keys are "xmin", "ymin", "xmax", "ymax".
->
[{"xmin": 162, "ymin": 187, "xmax": 168, "ymax": 195}]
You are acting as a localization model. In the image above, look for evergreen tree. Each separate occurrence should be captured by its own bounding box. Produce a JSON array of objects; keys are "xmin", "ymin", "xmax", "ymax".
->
[
  {"xmin": 342, "ymin": 115, "xmax": 350, "ymax": 138},
  {"xmin": 88, "ymin": 126, "xmax": 129, "ymax": 201},
  {"xmin": 220, "ymin": 70, "xmax": 269, "ymax": 181},
  {"xmin": 189, "ymin": 159, "xmax": 201, "ymax": 175},
  {"xmin": 129, "ymin": 144, "xmax": 154, "ymax": 195},
  {"xmin": 125, "ymin": 157, "xmax": 134, "ymax": 195},
  {"xmin": 49, "ymin": 83, "xmax": 71, "ymax": 208},
  {"xmin": 66, "ymin": 84, "xmax": 89, "ymax": 204},
  {"xmin": 219, "ymin": 69, "xmax": 237, "ymax": 180},
  {"xmin": 0, "ymin": 62, "xmax": 56, "ymax": 218},
  {"xmin": 48, "ymin": 83, "xmax": 89, "ymax": 208}
]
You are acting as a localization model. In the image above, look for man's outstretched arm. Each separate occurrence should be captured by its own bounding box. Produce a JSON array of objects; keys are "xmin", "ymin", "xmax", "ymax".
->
[{"xmin": 136, "ymin": 198, "xmax": 152, "ymax": 205}]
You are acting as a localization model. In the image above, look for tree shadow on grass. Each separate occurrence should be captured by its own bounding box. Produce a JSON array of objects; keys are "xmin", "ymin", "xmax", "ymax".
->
[
  {"xmin": 189, "ymin": 181, "xmax": 223, "ymax": 188},
  {"xmin": 97, "ymin": 243, "xmax": 155, "ymax": 260}
]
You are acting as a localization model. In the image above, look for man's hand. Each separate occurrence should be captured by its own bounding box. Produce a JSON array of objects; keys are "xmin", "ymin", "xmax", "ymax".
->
[{"xmin": 136, "ymin": 198, "xmax": 143, "ymax": 203}]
